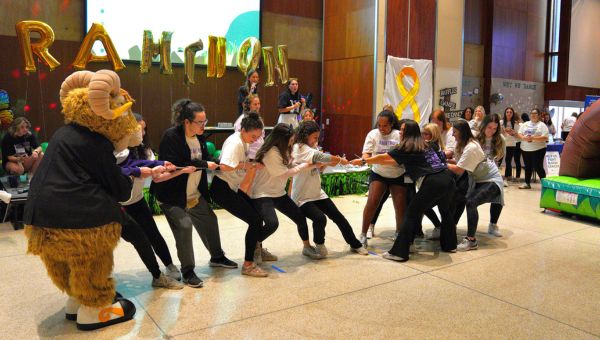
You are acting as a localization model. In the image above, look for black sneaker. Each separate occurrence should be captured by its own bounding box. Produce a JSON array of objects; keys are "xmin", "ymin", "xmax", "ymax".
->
[
  {"xmin": 182, "ymin": 271, "xmax": 204, "ymax": 288},
  {"xmin": 209, "ymin": 256, "xmax": 238, "ymax": 269}
]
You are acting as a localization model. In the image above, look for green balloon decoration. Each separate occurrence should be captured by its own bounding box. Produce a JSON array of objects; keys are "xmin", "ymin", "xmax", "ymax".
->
[
  {"xmin": 213, "ymin": 150, "xmax": 222, "ymax": 160},
  {"xmin": 41, "ymin": 142, "xmax": 49, "ymax": 152},
  {"xmin": 206, "ymin": 141, "xmax": 216, "ymax": 156}
]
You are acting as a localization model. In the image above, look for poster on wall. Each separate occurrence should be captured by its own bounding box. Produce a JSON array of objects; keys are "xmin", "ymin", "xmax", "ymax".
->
[
  {"xmin": 384, "ymin": 56, "xmax": 433, "ymax": 126},
  {"xmin": 584, "ymin": 95, "xmax": 600, "ymax": 110}
]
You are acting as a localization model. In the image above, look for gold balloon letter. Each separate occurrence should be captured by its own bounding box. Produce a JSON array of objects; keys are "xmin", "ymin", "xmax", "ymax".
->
[
  {"xmin": 15, "ymin": 20, "xmax": 60, "ymax": 73},
  {"xmin": 237, "ymin": 37, "xmax": 261, "ymax": 75},
  {"xmin": 207, "ymin": 36, "xmax": 226, "ymax": 78},
  {"xmin": 276, "ymin": 45, "xmax": 289, "ymax": 84},
  {"xmin": 72, "ymin": 23, "xmax": 125, "ymax": 71},
  {"xmin": 140, "ymin": 30, "xmax": 173, "ymax": 74},
  {"xmin": 184, "ymin": 40, "xmax": 204, "ymax": 85},
  {"xmin": 262, "ymin": 45, "xmax": 290, "ymax": 87}
]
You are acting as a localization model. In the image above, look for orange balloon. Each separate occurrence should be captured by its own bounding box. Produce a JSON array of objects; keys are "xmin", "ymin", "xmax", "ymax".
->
[
  {"xmin": 72, "ymin": 23, "xmax": 125, "ymax": 71},
  {"xmin": 15, "ymin": 20, "xmax": 60, "ymax": 73}
]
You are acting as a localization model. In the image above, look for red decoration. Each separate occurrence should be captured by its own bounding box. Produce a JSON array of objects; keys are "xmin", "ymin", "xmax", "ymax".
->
[
  {"xmin": 49, "ymin": 102, "xmax": 57, "ymax": 109},
  {"xmin": 24, "ymin": 105, "xmax": 31, "ymax": 112},
  {"xmin": 10, "ymin": 69, "xmax": 21, "ymax": 79},
  {"xmin": 34, "ymin": 126, "xmax": 41, "ymax": 132}
]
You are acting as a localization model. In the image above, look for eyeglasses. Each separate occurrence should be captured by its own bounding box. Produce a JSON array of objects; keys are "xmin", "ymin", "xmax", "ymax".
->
[{"xmin": 191, "ymin": 119, "xmax": 208, "ymax": 127}]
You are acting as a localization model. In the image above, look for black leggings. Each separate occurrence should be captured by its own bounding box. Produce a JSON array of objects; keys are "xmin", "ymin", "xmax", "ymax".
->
[
  {"xmin": 522, "ymin": 148, "xmax": 546, "ymax": 185},
  {"xmin": 251, "ymin": 194, "xmax": 309, "ymax": 242},
  {"xmin": 465, "ymin": 182, "xmax": 503, "ymax": 238},
  {"xmin": 389, "ymin": 171, "xmax": 457, "ymax": 258},
  {"xmin": 210, "ymin": 176, "xmax": 264, "ymax": 262},
  {"xmin": 504, "ymin": 145, "xmax": 522, "ymax": 178},
  {"xmin": 124, "ymin": 199, "xmax": 173, "ymax": 268},
  {"xmin": 370, "ymin": 189, "xmax": 390, "ymax": 225},
  {"xmin": 121, "ymin": 211, "xmax": 162, "ymax": 279},
  {"xmin": 300, "ymin": 198, "xmax": 362, "ymax": 248}
]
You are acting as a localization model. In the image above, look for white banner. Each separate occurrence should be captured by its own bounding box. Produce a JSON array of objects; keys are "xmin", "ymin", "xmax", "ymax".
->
[{"xmin": 384, "ymin": 56, "xmax": 433, "ymax": 126}]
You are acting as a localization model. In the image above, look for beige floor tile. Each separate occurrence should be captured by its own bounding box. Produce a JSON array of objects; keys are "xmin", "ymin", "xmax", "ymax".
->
[
  {"xmin": 560, "ymin": 224, "xmax": 600, "ymax": 246},
  {"xmin": 133, "ymin": 241, "xmax": 420, "ymax": 335},
  {"xmin": 433, "ymin": 237, "xmax": 600, "ymax": 335},
  {"xmin": 0, "ymin": 222, "xmax": 27, "ymax": 257},
  {"xmin": 0, "ymin": 255, "xmax": 163, "ymax": 339},
  {"xmin": 3, "ymin": 188, "xmax": 598, "ymax": 338},
  {"xmin": 175, "ymin": 274, "xmax": 595, "ymax": 339}
]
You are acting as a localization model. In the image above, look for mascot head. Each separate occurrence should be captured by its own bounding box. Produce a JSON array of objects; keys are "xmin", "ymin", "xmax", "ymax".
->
[{"xmin": 59, "ymin": 70, "xmax": 142, "ymax": 151}]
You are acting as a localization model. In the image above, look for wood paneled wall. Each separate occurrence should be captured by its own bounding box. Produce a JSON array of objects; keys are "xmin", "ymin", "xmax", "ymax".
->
[
  {"xmin": 0, "ymin": 0, "xmax": 323, "ymax": 148},
  {"xmin": 321, "ymin": 0, "xmax": 376, "ymax": 155},
  {"xmin": 386, "ymin": 0, "xmax": 436, "ymax": 61}
]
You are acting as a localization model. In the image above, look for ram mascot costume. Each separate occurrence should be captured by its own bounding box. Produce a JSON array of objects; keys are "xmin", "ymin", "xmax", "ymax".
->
[{"xmin": 24, "ymin": 70, "xmax": 142, "ymax": 331}]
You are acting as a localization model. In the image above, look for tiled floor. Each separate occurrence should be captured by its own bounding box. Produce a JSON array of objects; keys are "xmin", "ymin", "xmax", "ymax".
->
[{"xmin": 1, "ymin": 182, "xmax": 599, "ymax": 339}]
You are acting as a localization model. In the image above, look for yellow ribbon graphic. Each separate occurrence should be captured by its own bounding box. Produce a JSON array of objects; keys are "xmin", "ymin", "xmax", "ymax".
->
[{"xmin": 395, "ymin": 67, "xmax": 421, "ymax": 122}]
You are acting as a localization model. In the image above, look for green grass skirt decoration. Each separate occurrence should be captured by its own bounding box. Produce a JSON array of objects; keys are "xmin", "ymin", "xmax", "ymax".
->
[{"xmin": 143, "ymin": 170, "xmax": 371, "ymax": 215}]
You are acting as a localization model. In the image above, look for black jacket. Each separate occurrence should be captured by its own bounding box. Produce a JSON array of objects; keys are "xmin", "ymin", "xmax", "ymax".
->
[
  {"xmin": 24, "ymin": 124, "xmax": 132, "ymax": 228},
  {"xmin": 150, "ymin": 125, "xmax": 217, "ymax": 208}
]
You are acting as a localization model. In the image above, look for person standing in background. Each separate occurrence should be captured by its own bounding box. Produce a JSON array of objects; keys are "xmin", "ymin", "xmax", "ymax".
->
[
  {"xmin": 561, "ymin": 112, "xmax": 578, "ymax": 141},
  {"xmin": 237, "ymin": 69, "xmax": 259, "ymax": 115},
  {"xmin": 277, "ymin": 79, "xmax": 305, "ymax": 128},
  {"xmin": 500, "ymin": 107, "xmax": 521, "ymax": 184}
]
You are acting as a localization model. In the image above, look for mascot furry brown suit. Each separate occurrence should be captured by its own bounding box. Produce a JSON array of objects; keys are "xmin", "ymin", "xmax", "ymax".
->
[{"xmin": 24, "ymin": 69, "xmax": 142, "ymax": 331}]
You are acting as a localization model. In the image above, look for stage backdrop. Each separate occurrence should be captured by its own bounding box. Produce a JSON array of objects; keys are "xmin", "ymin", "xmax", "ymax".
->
[{"xmin": 384, "ymin": 56, "xmax": 432, "ymax": 126}]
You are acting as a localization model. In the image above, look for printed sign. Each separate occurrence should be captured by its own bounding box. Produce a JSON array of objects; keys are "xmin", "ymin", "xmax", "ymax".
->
[
  {"xmin": 556, "ymin": 190, "xmax": 578, "ymax": 205},
  {"xmin": 545, "ymin": 151, "xmax": 561, "ymax": 177}
]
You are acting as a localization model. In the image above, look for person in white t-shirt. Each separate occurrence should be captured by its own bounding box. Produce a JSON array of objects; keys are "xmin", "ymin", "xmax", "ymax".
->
[
  {"xmin": 474, "ymin": 114, "xmax": 505, "ymax": 237},
  {"xmin": 461, "ymin": 106, "xmax": 474, "ymax": 122},
  {"xmin": 517, "ymin": 108, "xmax": 549, "ymax": 189},
  {"xmin": 500, "ymin": 107, "xmax": 522, "ymax": 182},
  {"xmin": 250, "ymin": 123, "xmax": 323, "ymax": 259},
  {"xmin": 210, "ymin": 112, "xmax": 274, "ymax": 277},
  {"xmin": 291, "ymin": 121, "xmax": 368, "ymax": 257},
  {"xmin": 561, "ymin": 112, "xmax": 578, "ymax": 141},
  {"xmin": 469, "ymin": 105, "xmax": 486, "ymax": 135},
  {"xmin": 431, "ymin": 109, "xmax": 456, "ymax": 159},
  {"xmin": 234, "ymin": 94, "xmax": 265, "ymax": 160},
  {"xmin": 358, "ymin": 110, "xmax": 408, "ymax": 247},
  {"xmin": 448, "ymin": 119, "xmax": 504, "ymax": 252}
]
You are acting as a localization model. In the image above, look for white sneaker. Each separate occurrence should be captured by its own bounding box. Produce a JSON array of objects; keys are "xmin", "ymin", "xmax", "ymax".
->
[
  {"xmin": 302, "ymin": 246, "xmax": 324, "ymax": 260},
  {"xmin": 488, "ymin": 223, "xmax": 503, "ymax": 237},
  {"xmin": 366, "ymin": 225, "xmax": 374, "ymax": 239},
  {"xmin": 165, "ymin": 264, "xmax": 181, "ymax": 281},
  {"xmin": 152, "ymin": 273, "xmax": 184, "ymax": 289},
  {"xmin": 359, "ymin": 234, "xmax": 368, "ymax": 247},
  {"xmin": 428, "ymin": 227, "xmax": 441, "ymax": 240},
  {"xmin": 382, "ymin": 252, "xmax": 408, "ymax": 262},
  {"xmin": 315, "ymin": 243, "xmax": 328, "ymax": 257},
  {"xmin": 351, "ymin": 245, "xmax": 369, "ymax": 255},
  {"xmin": 457, "ymin": 237, "xmax": 478, "ymax": 251}
]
